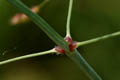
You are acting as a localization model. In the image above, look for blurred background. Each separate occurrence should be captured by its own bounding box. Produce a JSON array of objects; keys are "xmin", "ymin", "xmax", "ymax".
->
[{"xmin": 0, "ymin": 0, "xmax": 120, "ymax": 80}]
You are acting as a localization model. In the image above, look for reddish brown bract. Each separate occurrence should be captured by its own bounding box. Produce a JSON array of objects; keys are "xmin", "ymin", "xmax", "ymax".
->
[
  {"xmin": 69, "ymin": 41, "xmax": 77, "ymax": 52},
  {"xmin": 65, "ymin": 36, "xmax": 72, "ymax": 44},
  {"xmin": 55, "ymin": 46, "xmax": 65, "ymax": 54},
  {"xmin": 55, "ymin": 37, "xmax": 77, "ymax": 54}
]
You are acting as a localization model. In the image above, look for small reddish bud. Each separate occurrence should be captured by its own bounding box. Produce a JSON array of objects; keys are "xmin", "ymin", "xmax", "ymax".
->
[
  {"xmin": 55, "ymin": 46, "xmax": 65, "ymax": 54},
  {"xmin": 55, "ymin": 36, "xmax": 77, "ymax": 54},
  {"xmin": 10, "ymin": 14, "xmax": 26, "ymax": 25},
  {"xmin": 65, "ymin": 36, "xmax": 72, "ymax": 44},
  {"xmin": 69, "ymin": 41, "xmax": 77, "ymax": 52}
]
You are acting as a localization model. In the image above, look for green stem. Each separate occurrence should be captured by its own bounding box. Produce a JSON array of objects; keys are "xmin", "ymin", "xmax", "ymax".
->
[
  {"xmin": 66, "ymin": 0, "xmax": 73, "ymax": 37},
  {"xmin": 38, "ymin": 0, "xmax": 49, "ymax": 11},
  {"xmin": 77, "ymin": 31, "xmax": 120, "ymax": 47},
  {"xmin": 67, "ymin": 50, "xmax": 102, "ymax": 80},
  {"xmin": 0, "ymin": 49, "xmax": 56, "ymax": 65}
]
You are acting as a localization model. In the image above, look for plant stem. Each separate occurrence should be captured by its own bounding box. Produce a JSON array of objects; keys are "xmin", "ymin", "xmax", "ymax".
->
[
  {"xmin": 77, "ymin": 31, "xmax": 120, "ymax": 47},
  {"xmin": 66, "ymin": 0, "xmax": 73, "ymax": 37},
  {"xmin": 7, "ymin": 0, "xmax": 103, "ymax": 79},
  {"xmin": 8, "ymin": 0, "xmax": 69, "ymax": 52},
  {"xmin": 67, "ymin": 50, "xmax": 102, "ymax": 80},
  {"xmin": 38, "ymin": 0, "xmax": 49, "ymax": 11},
  {"xmin": 0, "ymin": 49, "xmax": 56, "ymax": 65}
]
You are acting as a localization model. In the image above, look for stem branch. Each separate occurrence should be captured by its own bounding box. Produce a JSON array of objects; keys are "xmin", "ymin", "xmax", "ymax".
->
[
  {"xmin": 77, "ymin": 31, "xmax": 120, "ymax": 47},
  {"xmin": 38, "ymin": 0, "xmax": 49, "ymax": 10},
  {"xmin": 66, "ymin": 0, "xmax": 73, "ymax": 37},
  {"xmin": 0, "ymin": 49, "xmax": 56, "ymax": 65}
]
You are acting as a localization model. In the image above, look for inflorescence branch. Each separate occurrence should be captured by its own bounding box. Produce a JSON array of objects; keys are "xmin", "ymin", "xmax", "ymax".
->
[
  {"xmin": 66, "ymin": 0, "xmax": 73, "ymax": 37},
  {"xmin": 0, "ymin": 49, "xmax": 56, "ymax": 65},
  {"xmin": 77, "ymin": 31, "xmax": 120, "ymax": 47}
]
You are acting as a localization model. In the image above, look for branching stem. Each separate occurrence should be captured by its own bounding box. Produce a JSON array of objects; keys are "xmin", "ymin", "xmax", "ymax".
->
[
  {"xmin": 0, "ymin": 49, "xmax": 56, "ymax": 65},
  {"xmin": 6, "ymin": 0, "xmax": 103, "ymax": 79},
  {"xmin": 77, "ymin": 31, "xmax": 120, "ymax": 47},
  {"xmin": 66, "ymin": 0, "xmax": 73, "ymax": 37}
]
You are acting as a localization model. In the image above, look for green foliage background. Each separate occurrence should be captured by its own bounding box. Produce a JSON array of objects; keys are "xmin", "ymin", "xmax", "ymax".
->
[{"xmin": 0, "ymin": 0, "xmax": 120, "ymax": 80}]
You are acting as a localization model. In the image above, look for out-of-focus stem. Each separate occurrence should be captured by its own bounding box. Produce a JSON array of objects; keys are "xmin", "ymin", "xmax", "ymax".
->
[{"xmin": 38, "ymin": 0, "xmax": 49, "ymax": 11}]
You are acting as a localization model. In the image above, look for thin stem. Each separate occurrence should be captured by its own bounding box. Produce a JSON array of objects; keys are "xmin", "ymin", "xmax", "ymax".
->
[
  {"xmin": 67, "ymin": 50, "xmax": 102, "ymax": 80},
  {"xmin": 0, "ymin": 49, "xmax": 56, "ymax": 65},
  {"xmin": 66, "ymin": 0, "xmax": 73, "ymax": 37},
  {"xmin": 77, "ymin": 31, "xmax": 120, "ymax": 47},
  {"xmin": 38, "ymin": 0, "xmax": 49, "ymax": 10}
]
